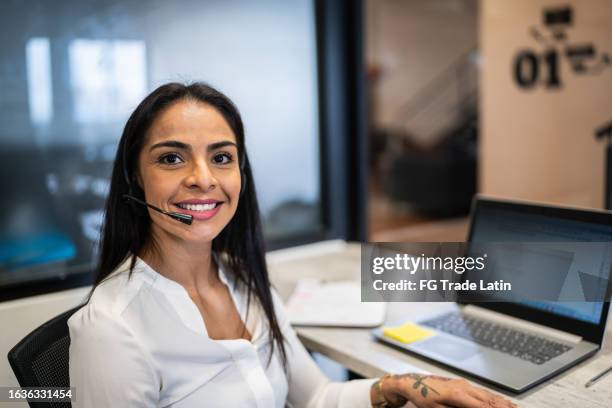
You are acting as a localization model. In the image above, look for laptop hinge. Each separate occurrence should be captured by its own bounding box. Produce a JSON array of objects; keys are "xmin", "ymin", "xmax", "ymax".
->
[{"xmin": 463, "ymin": 304, "xmax": 583, "ymax": 344}]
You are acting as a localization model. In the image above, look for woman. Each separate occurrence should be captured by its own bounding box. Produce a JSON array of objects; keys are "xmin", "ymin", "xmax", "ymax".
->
[{"xmin": 68, "ymin": 82, "xmax": 517, "ymax": 408}]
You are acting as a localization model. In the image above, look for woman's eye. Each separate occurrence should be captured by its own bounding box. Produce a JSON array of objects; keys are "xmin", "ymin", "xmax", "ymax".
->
[
  {"xmin": 213, "ymin": 152, "xmax": 233, "ymax": 165},
  {"xmin": 158, "ymin": 153, "xmax": 183, "ymax": 165}
]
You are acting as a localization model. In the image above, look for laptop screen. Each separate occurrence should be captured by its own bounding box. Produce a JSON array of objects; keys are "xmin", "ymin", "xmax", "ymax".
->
[{"xmin": 469, "ymin": 201, "xmax": 612, "ymax": 324}]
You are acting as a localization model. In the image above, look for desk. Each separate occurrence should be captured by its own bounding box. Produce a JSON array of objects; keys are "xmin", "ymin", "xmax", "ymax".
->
[{"xmin": 267, "ymin": 242, "xmax": 612, "ymax": 408}]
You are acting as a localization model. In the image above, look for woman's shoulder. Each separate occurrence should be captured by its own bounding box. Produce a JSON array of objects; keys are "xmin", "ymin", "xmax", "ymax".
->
[{"xmin": 68, "ymin": 257, "xmax": 148, "ymax": 334}]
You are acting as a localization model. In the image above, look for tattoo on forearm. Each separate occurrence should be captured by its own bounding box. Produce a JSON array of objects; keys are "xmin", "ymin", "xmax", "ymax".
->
[{"xmin": 394, "ymin": 374, "xmax": 442, "ymax": 398}]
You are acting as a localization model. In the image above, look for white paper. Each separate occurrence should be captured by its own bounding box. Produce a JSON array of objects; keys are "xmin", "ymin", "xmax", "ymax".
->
[{"xmin": 286, "ymin": 279, "xmax": 387, "ymax": 327}]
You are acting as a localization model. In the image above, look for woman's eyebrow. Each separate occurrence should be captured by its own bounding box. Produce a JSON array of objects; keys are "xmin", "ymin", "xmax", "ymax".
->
[
  {"xmin": 149, "ymin": 140, "xmax": 190, "ymax": 152},
  {"xmin": 207, "ymin": 140, "xmax": 237, "ymax": 152}
]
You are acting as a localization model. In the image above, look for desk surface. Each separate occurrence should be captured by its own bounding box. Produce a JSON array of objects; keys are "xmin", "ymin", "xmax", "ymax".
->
[{"xmin": 267, "ymin": 242, "xmax": 612, "ymax": 408}]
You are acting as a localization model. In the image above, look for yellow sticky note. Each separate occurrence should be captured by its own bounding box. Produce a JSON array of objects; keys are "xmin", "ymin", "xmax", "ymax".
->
[{"xmin": 383, "ymin": 322, "xmax": 434, "ymax": 344}]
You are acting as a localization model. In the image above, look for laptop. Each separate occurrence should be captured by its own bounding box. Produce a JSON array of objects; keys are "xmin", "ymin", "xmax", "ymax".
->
[{"xmin": 373, "ymin": 196, "xmax": 612, "ymax": 393}]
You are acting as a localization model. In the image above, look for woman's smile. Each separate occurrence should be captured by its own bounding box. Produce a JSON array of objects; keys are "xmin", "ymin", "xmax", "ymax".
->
[{"xmin": 174, "ymin": 199, "xmax": 224, "ymax": 220}]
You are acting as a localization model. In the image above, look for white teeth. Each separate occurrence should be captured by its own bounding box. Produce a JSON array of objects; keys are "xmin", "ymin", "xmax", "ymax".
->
[{"xmin": 177, "ymin": 203, "xmax": 218, "ymax": 211}]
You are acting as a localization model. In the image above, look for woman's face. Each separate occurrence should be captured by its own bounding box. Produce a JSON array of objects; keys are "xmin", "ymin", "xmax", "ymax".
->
[{"xmin": 137, "ymin": 99, "xmax": 241, "ymax": 245}]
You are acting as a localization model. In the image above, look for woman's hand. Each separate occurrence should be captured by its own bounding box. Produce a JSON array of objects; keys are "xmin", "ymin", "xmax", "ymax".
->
[{"xmin": 372, "ymin": 373, "xmax": 518, "ymax": 408}]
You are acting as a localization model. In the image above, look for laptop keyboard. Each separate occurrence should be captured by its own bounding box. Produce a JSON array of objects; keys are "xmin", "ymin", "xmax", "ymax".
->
[{"xmin": 420, "ymin": 312, "xmax": 573, "ymax": 365}]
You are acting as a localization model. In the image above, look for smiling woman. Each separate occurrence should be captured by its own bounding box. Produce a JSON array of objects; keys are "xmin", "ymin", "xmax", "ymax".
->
[
  {"xmin": 68, "ymin": 83, "xmax": 294, "ymax": 406},
  {"xmin": 67, "ymin": 82, "xmax": 516, "ymax": 408}
]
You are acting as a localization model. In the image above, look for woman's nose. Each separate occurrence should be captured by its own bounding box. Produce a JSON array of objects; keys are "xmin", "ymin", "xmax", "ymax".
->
[{"xmin": 185, "ymin": 160, "xmax": 217, "ymax": 191}]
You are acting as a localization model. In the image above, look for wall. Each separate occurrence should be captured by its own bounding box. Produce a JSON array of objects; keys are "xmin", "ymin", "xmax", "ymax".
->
[{"xmin": 480, "ymin": 0, "xmax": 612, "ymax": 207}]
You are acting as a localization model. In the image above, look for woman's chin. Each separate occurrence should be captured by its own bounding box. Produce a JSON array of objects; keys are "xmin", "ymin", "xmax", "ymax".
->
[{"xmin": 179, "ymin": 226, "xmax": 223, "ymax": 244}]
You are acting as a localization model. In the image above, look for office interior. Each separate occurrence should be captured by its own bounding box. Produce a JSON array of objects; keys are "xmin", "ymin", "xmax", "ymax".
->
[{"xmin": 1, "ymin": 0, "xmax": 611, "ymax": 406}]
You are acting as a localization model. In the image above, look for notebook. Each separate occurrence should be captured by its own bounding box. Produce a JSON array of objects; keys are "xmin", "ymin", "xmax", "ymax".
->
[{"xmin": 286, "ymin": 279, "xmax": 386, "ymax": 327}]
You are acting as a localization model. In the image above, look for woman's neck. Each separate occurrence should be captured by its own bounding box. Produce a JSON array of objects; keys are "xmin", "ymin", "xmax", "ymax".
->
[{"xmin": 139, "ymin": 229, "xmax": 219, "ymax": 293}]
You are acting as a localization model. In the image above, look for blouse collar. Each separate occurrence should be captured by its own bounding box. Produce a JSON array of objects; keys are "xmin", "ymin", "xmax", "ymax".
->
[{"xmin": 127, "ymin": 253, "xmax": 258, "ymax": 343}]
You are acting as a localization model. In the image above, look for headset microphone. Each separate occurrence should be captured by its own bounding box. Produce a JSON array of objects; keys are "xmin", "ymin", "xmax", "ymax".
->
[{"xmin": 122, "ymin": 194, "xmax": 193, "ymax": 225}]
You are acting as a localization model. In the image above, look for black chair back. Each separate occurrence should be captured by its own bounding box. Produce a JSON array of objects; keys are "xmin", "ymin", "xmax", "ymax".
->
[{"xmin": 7, "ymin": 305, "xmax": 83, "ymax": 408}]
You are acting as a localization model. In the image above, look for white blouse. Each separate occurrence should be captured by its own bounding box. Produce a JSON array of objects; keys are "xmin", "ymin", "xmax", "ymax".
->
[{"xmin": 68, "ymin": 256, "xmax": 375, "ymax": 407}]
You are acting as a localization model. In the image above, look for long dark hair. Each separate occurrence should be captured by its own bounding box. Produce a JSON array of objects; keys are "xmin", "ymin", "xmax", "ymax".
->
[{"xmin": 91, "ymin": 82, "xmax": 287, "ymax": 371}]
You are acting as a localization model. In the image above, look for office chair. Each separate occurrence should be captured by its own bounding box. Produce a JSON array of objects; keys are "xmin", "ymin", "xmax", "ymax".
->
[{"xmin": 7, "ymin": 305, "xmax": 83, "ymax": 408}]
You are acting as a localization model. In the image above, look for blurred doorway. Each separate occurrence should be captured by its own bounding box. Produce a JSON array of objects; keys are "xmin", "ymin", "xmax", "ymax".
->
[{"xmin": 366, "ymin": 0, "xmax": 479, "ymax": 242}]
